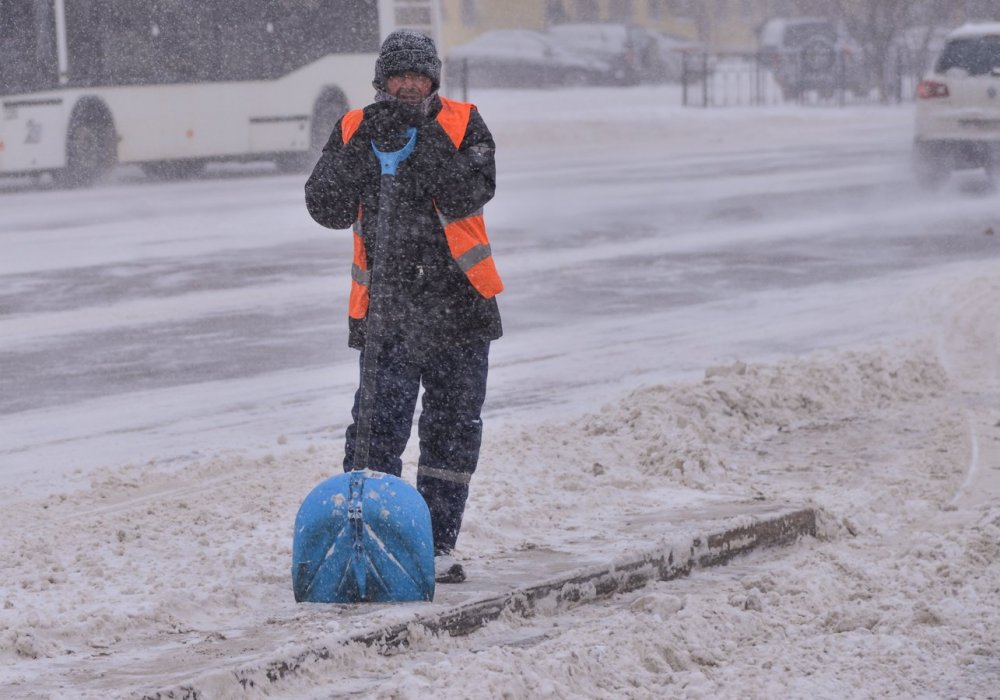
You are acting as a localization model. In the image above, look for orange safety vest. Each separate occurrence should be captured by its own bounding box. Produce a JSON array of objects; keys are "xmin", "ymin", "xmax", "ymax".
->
[{"xmin": 340, "ymin": 97, "xmax": 503, "ymax": 320}]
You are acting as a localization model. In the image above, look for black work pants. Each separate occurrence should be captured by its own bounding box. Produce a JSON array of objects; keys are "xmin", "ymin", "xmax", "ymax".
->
[{"xmin": 343, "ymin": 339, "xmax": 490, "ymax": 554}]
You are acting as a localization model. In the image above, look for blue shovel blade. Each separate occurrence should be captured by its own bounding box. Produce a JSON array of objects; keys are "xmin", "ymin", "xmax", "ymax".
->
[{"xmin": 292, "ymin": 470, "xmax": 435, "ymax": 603}]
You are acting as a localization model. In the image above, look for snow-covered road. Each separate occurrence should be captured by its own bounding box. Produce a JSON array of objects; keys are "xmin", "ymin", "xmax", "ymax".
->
[{"xmin": 1, "ymin": 87, "xmax": 998, "ymax": 698}]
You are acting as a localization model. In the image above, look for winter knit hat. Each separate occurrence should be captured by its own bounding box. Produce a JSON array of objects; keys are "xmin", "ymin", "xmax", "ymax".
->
[{"xmin": 373, "ymin": 30, "xmax": 441, "ymax": 91}]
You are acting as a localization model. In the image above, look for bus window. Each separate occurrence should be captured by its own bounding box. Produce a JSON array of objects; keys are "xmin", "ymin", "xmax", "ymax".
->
[
  {"xmin": 317, "ymin": 0, "xmax": 380, "ymax": 54},
  {"xmin": 0, "ymin": 0, "xmax": 32, "ymax": 40},
  {"xmin": 86, "ymin": 0, "xmax": 218, "ymax": 86},
  {"xmin": 67, "ymin": 0, "xmax": 381, "ymax": 88},
  {"xmin": 266, "ymin": 0, "xmax": 380, "ymax": 77},
  {"xmin": 97, "ymin": 2, "xmax": 158, "ymax": 85},
  {"xmin": 264, "ymin": 1, "xmax": 320, "ymax": 78},
  {"xmin": 215, "ymin": 1, "xmax": 274, "ymax": 81},
  {"xmin": 0, "ymin": 0, "xmax": 57, "ymax": 93},
  {"xmin": 213, "ymin": 0, "xmax": 379, "ymax": 83},
  {"xmin": 64, "ymin": 3, "xmax": 103, "ymax": 86},
  {"xmin": 151, "ymin": 2, "xmax": 218, "ymax": 83}
]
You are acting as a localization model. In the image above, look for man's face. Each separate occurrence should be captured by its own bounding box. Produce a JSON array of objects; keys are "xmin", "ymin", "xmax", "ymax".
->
[{"xmin": 386, "ymin": 72, "xmax": 433, "ymax": 105}]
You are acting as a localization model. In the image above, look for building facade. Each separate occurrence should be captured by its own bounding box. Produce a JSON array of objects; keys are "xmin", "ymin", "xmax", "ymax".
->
[
  {"xmin": 439, "ymin": 0, "xmax": 708, "ymax": 48},
  {"xmin": 439, "ymin": 0, "xmax": 999, "ymax": 54}
]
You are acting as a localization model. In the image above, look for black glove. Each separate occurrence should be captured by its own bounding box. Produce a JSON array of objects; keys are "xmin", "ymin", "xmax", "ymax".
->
[
  {"xmin": 409, "ymin": 132, "xmax": 455, "ymax": 193},
  {"xmin": 363, "ymin": 100, "xmax": 427, "ymax": 150},
  {"xmin": 338, "ymin": 125, "xmax": 375, "ymax": 171}
]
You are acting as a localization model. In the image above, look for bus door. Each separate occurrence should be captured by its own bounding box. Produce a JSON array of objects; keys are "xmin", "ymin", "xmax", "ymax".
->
[
  {"xmin": 243, "ymin": 9, "xmax": 313, "ymax": 155},
  {"xmin": 0, "ymin": 0, "xmax": 63, "ymax": 172}
]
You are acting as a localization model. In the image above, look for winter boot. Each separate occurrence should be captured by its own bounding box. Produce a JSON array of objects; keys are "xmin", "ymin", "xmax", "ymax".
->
[{"xmin": 434, "ymin": 553, "xmax": 466, "ymax": 583}]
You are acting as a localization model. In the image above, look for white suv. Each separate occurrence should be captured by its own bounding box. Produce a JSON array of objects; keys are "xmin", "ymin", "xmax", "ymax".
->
[{"xmin": 913, "ymin": 23, "xmax": 1000, "ymax": 187}]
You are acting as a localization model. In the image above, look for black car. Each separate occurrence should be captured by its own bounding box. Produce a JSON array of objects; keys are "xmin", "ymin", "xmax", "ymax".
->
[{"xmin": 757, "ymin": 17, "xmax": 871, "ymax": 99}]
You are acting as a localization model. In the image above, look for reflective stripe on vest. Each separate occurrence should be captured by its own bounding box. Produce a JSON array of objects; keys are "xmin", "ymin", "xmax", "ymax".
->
[
  {"xmin": 340, "ymin": 109, "xmax": 371, "ymax": 319},
  {"xmin": 340, "ymin": 99, "xmax": 503, "ymax": 319},
  {"xmin": 351, "ymin": 260, "xmax": 370, "ymax": 286},
  {"xmin": 438, "ymin": 209, "xmax": 504, "ymax": 298},
  {"xmin": 434, "ymin": 97, "xmax": 503, "ymax": 298},
  {"xmin": 348, "ymin": 218, "xmax": 369, "ymax": 319},
  {"xmin": 342, "ymin": 115, "xmax": 369, "ymax": 319}
]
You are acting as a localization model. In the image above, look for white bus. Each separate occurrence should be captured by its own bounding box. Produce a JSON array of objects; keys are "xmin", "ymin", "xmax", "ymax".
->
[{"xmin": 0, "ymin": 0, "xmax": 440, "ymax": 186}]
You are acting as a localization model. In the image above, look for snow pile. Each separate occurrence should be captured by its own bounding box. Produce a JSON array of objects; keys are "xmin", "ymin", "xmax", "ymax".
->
[
  {"xmin": 270, "ymin": 345, "xmax": 996, "ymax": 700},
  {"xmin": 0, "ymin": 451, "xmax": 320, "ymax": 664},
  {"xmin": 343, "ymin": 508, "xmax": 999, "ymax": 699},
  {"xmin": 576, "ymin": 351, "xmax": 948, "ymax": 484}
]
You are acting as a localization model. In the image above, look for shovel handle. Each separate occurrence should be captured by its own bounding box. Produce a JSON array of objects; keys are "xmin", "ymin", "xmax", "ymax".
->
[
  {"xmin": 372, "ymin": 127, "xmax": 418, "ymax": 176},
  {"xmin": 352, "ymin": 126, "xmax": 418, "ymax": 473}
]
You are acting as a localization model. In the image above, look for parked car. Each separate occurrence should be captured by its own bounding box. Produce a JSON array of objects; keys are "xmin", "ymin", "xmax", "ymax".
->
[
  {"xmin": 913, "ymin": 23, "xmax": 1000, "ymax": 188},
  {"xmin": 445, "ymin": 29, "xmax": 607, "ymax": 89},
  {"xmin": 757, "ymin": 17, "xmax": 871, "ymax": 99},
  {"xmin": 546, "ymin": 23, "xmax": 660, "ymax": 85}
]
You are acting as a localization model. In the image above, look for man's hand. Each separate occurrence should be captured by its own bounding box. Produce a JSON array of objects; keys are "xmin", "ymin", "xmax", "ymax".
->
[
  {"xmin": 410, "ymin": 132, "xmax": 455, "ymax": 196},
  {"xmin": 363, "ymin": 100, "xmax": 427, "ymax": 149}
]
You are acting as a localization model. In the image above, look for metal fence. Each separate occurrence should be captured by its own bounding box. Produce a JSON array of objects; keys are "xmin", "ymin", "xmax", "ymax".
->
[
  {"xmin": 679, "ymin": 50, "xmax": 923, "ymax": 107},
  {"xmin": 442, "ymin": 50, "xmax": 925, "ymax": 108}
]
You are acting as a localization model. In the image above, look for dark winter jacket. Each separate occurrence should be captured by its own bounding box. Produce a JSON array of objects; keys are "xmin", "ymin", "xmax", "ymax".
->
[{"xmin": 305, "ymin": 94, "xmax": 502, "ymax": 354}]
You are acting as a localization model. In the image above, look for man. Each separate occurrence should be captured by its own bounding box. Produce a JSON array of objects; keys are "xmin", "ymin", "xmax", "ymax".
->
[{"xmin": 304, "ymin": 30, "xmax": 502, "ymax": 584}]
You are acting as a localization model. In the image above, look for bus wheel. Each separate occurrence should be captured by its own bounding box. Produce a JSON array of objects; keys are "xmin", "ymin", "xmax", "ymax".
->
[
  {"xmin": 274, "ymin": 93, "xmax": 346, "ymax": 174},
  {"xmin": 141, "ymin": 160, "xmax": 206, "ymax": 180},
  {"xmin": 54, "ymin": 111, "xmax": 116, "ymax": 188}
]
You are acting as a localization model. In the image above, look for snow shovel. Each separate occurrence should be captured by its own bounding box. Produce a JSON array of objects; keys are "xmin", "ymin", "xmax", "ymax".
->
[{"xmin": 293, "ymin": 127, "xmax": 435, "ymax": 604}]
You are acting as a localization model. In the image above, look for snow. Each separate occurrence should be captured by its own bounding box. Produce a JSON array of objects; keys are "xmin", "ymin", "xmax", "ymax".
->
[{"xmin": 1, "ymin": 85, "xmax": 999, "ymax": 697}]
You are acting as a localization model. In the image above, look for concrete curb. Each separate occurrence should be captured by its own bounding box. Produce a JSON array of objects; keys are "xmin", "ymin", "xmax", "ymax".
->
[{"xmin": 147, "ymin": 506, "xmax": 816, "ymax": 698}]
